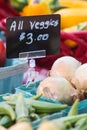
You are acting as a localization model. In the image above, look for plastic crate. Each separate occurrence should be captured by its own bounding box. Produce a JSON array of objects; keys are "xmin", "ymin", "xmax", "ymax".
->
[
  {"xmin": 0, "ymin": 58, "xmax": 28, "ymax": 94},
  {"xmin": 0, "ymin": 31, "xmax": 5, "ymax": 41},
  {"xmin": 15, "ymin": 81, "xmax": 41, "ymax": 96}
]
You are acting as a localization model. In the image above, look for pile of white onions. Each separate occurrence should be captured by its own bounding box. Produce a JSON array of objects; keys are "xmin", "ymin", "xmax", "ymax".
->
[{"xmin": 37, "ymin": 56, "xmax": 87, "ymax": 105}]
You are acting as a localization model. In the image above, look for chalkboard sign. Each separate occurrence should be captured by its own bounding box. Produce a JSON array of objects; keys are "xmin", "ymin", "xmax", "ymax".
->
[{"xmin": 6, "ymin": 14, "xmax": 60, "ymax": 58}]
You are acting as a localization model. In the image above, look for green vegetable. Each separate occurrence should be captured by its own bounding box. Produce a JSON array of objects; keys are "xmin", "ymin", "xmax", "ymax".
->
[
  {"xmin": 6, "ymin": 96, "xmax": 67, "ymax": 114},
  {"xmin": 3, "ymin": 93, "xmax": 42, "ymax": 102},
  {"xmin": 0, "ymin": 115, "xmax": 13, "ymax": 128},
  {"xmin": 30, "ymin": 94, "xmax": 42, "ymax": 100},
  {"xmin": 68, "ymin": 99, "xmax": 79, "ymax": 116},
  {"xmin": 40, "ymin": 0, "xmax": 65, "ymax": 13},
  {"xmin": 30, "ymin": 113, "xmax": 40, "ymax": 121},
  {"xmin": 3, "ymin": 94, "xmax": 18, "ymax": 102},
  {"xmin": 10, "ymin": 0, "xmax": 28, "ymax": 11},
  {"xmin": 55, "ymin": 114, "xmax": 87, "ymax": 125},
  {"xmin": 74, "ymin": 118, "xmax": 87, "ymax": 130},
  {"xmin": 49, "ymin": 0, "xmax": 65, "ymax": 12},
  {"xmin": 49, "ymin": 114, "xmax": 87, "ymax": 130},
  {"xmin": 5, "ymin": 102, "xmax": 15, "ymax": 110},
  {"xmin": 15, "ymin": 93, "xmax": 30, "ymax": 123},
  {"xmin": 39, "ymin": 113, "xmax": 49, "ymax": 118},
  {"xmin": 77, "ymin": 22, "xmax": 87, "ymax": 30},
  {"xmin": 28, "ymin": 106, "xmax": 36, "ymax": 113},
  {"xmin": 28, "ymin": 100, "xmax": 68, "ymax": 113},
  {"xmin": 0, "ymin": 102, "xmax": 15, "ymax": 121}
]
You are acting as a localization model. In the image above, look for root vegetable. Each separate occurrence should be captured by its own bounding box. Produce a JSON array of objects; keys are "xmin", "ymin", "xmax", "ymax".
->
[
  {"xmin": 68, "ymin": 99, "xmax": 79, "ymax": 117},
  {"xmin": 50, "ymin": 56, "xmax": 81, "ymax": 82},
  {"xmin": 38, "ymin": 114, "xmax": 87, "ymax": 130},
  {"xmin": 37, "ymin": 120, "xmax": 65, "ymax": 130},
  {"xmin": 72, "ymin": 63, "xmax": 87, "ymax": 95},
  {"xmin": 8, "ymin": 122, "xmax": 32, "ymax": 130},
  {"xmin": 37, "ymin": 76, "xmax": 77, "ymax": 105},
  {"xmin": 15, "ymin": 93, "xmax": 29, "ymax": 123},
  {"xmin": 0, "ymin": 126, "xmax": 7, "ymax": 130}
]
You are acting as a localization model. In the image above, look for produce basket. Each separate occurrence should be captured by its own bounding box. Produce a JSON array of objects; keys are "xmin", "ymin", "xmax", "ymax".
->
[
  {"xmin": 0, "ymin": 92, "xmax": 63, "ymax": 130},
  {"xmin": 16, "ymin": 81, "xmax": 64, "ymax": 130},
  {"xmin": 16, "ymin": 80, "xmax": 60, "ymax": 103},
  {"xmin": 0, "ymin": 58, "xmax": 28, "ymax": 94},
  {"xmin": 31, "ymin": 111, "xmax": 63, "ymax": 130},
  {"xmin": 63, "ymin": 99, "xmax": 87, "ymax": 116},
  {"xmin": 16, "ymin": 81, "xmax": 87, "ymax": 118}
]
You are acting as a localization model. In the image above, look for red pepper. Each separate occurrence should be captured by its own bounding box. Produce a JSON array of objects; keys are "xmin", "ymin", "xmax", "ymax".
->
[
  {"xmin": 0, "ymin": 19, "xmax": 6, "ymax": 31},
  {"xmin": 0, "ymin": 39, "xmax": 6, "ymax": 67}
]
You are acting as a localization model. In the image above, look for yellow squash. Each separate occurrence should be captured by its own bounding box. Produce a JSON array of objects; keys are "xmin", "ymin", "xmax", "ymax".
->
[
  {"xmin": 20, "ymin": 2, "xmax": 51, "ymax": 16},
  {"xmin": 55, "ymin": 8, "xmax": 87, "ymax": 29},
  {"xmin": 63, "ymin": 21, "xmax": 87, "ymax": 32},
  {"xmin": 59, "ymin": 0, "xmax": 87, "ymax": 8}
]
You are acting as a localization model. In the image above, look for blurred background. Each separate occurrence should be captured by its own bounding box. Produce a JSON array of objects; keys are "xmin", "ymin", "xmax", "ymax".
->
[{"xmin": 0, "ymin": 0, "xmax": 87, "ymax": 68}]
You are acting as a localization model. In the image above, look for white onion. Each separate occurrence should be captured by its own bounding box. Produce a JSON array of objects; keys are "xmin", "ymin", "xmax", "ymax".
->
[
  {"xmin": 37, "ymin": 76, "xmax": 77, "ymax": 104},
  {"xmin": 50, "ymin": 56, "xmax": 81, "ymax": 82},
  {"xmin": 72, "ymin": 63, "xmax": 87, "ymax": 92}
]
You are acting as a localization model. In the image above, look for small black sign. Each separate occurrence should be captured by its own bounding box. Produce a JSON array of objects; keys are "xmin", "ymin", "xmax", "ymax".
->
[{"xmin": 6, "ymin": 14, "xmax": 60, "ymax": 58}]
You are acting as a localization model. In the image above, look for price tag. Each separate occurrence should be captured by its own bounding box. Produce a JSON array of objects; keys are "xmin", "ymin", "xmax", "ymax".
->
[{"xmin": 6, "ymin": 14, "xmax": 60, "ymax": 58}]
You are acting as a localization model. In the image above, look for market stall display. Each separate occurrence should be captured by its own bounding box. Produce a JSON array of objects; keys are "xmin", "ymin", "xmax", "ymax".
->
[
  {"xmin": 0, "ymin": 96, "xmax": 87, "ymax": 129},
  {"xmin": 0, "ymin": 93, "xmax": 67, "ymax": 129},
  {"xmin": 0, "ymin": 0, "xmax": 87, "ymax": 129},
  {"xmin": 37, "ymin": 99, "xmax": 87, "ymax": 130}
]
